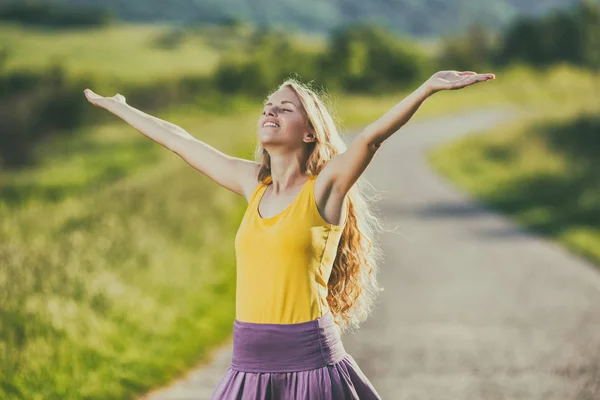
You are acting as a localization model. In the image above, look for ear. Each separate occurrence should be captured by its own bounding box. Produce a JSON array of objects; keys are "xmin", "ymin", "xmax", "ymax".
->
[{"xmin": 303, "ymin": 131, "xmax": 317, "ymax": 143}]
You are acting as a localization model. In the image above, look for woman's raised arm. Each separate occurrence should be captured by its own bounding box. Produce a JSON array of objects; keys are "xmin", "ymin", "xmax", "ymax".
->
[
  {"xmin": 83, "ymin": 89, "xmax": 260, "ymax": 200},
  {"xmin": 316, "ymin": 70, "xmax": 495, "ymax": 197}
]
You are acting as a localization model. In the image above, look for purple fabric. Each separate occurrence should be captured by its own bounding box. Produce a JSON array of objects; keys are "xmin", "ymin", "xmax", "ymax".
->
[{"xmin": 210, "ymin": 312, "xmax": 382, "ymax": 399}]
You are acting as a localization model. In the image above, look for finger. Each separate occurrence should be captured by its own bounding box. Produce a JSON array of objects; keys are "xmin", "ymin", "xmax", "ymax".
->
[
  {"xmin": 459, "ymin": 73, "xmax": 493, "ymax": 83},
  {"xmin": 466, "ymin": 74, "xmax": 493, "ymax": 84},
  {"xmin": 85, "ymin": 89, "xmax": 99, "ymax": 99},
  {"xmin": 466, "ymin": 76, "xmax": 492, "ymax": 87},
  {"xmin": 451, "ymin": 77, "xmax": 483, "ymax": 90},
  {"xmin": 451, "ymin": 76, "xmax": 472, "ymax": 88},
  {"xmin": 458, "ymin": 71, "xmax": 477, "ymax": 76}
]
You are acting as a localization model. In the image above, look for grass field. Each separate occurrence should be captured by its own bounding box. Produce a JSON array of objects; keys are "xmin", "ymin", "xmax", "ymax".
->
[
  {"xmin": 0, "ymin": 22, "xmax": 328, "ymax": 85},
  {"xmin": 1, "ymin": 44, "xmax": 599, "ymax": 399},
  {"xmin": 0, "ymin": 23, "xmax": 222, "ymax": 83},
  {"xmin": 429, "ymin": 104, "xmax": 600, "ymax": 268},
  {"xmin": 0, "ymin": 112, "xmax": 258, "ymax": 399}
]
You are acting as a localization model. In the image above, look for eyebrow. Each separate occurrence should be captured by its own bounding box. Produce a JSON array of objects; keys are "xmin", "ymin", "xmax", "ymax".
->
[{"xmin": 264, "ymin": 100, "xmax": 298, "ymax": 108}]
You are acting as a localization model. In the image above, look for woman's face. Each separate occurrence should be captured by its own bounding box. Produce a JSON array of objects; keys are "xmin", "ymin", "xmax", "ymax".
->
[{"xmin": 258, "ymin": 87, "xmax": 312, "ymax": 147}]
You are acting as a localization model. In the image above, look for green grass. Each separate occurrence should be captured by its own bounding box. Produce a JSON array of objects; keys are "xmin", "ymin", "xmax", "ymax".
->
[
  {"xmin": 0, "ymin": 23, "xmax": 223, "ymax": 83},
  {"xmin": 0, "ymin": 22, "xmax": 328, "ymax": 85},
  {"xmin": 1, "ymin": 63, "xmax": 599, "ymax": 399},
  {"xmin": 0, "ymin": 125, "xmax": 162, "ymax": 208},
  {"xmin": 1, "ymin": 162, "xmax": 242, "ymax": 399},
  {"xmin": 0, "ymin": 109, "xmax": 261, "ymax": 399},
  {"xmin": 429, "ymin": 71, "xmax": 600, "ymax": 267}
]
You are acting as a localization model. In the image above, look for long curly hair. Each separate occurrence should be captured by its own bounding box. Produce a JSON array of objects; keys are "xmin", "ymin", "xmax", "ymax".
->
[{"xmin": 254, "ymin": 77, "xmax": 385, "ymax": 334}]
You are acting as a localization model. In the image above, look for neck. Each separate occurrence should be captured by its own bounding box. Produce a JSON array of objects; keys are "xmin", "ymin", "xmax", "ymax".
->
[{"xmin": 266, "ymin": 150, "xmax": 310, "ymax": 190}]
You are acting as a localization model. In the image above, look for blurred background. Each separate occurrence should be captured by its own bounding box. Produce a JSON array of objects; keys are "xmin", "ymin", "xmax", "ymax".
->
[{"xmin": 0, "ymin": 0, "xmax": 599, "ymax": 399}]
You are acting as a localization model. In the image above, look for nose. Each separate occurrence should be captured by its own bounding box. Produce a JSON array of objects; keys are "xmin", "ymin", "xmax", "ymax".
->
[{"xmin": 266, "ymin": 106, "xmax": 278, "ymax": 116}]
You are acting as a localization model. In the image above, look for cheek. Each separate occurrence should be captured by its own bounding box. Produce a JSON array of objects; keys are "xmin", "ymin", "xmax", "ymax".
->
[{"xmin": 284, "ymin": 115, "xmax": 308, "ymax": 132}]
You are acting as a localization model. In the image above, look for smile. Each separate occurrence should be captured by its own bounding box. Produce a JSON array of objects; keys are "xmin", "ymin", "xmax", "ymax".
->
[{"xmin": 263, "ymin": 121, "xmax": 280, "ymax": 128}]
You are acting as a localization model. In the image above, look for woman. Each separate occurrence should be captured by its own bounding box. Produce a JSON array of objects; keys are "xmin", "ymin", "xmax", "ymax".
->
[{"xmin": 84, "ymin": 70, "xmax": 494, "ymax": 399}]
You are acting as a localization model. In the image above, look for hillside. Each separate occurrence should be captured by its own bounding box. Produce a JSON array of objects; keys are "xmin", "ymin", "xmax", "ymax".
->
[{"xmin": 0, "ymin": 0, "xmax": 591, "ymax": 37}]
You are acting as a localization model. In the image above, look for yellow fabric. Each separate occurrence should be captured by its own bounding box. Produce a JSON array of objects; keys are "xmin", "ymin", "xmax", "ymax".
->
[{"xmin": 234, "ymin": 174, "xmax": 345, "ymax": 324}]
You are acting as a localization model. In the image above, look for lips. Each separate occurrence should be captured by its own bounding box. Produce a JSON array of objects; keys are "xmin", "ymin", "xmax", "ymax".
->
[{"xmin": 262, "ymin": 118, "xmax": 281, "ymax": 128}]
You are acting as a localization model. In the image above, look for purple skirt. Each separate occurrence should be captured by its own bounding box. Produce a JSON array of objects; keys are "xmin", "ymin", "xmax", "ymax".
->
[{"xmin": 210, "ymin": 311, "xmax": 382, "ymax": 399}]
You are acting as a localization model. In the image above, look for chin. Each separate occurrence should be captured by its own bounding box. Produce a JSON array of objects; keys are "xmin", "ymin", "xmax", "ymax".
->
[
  {"xmin": 259, "ymin": 138, "xmax": 283, "ymax": 148},
  {"xmin": 258, "ymin": 130, "xmax": 283, "ymax": 143}
]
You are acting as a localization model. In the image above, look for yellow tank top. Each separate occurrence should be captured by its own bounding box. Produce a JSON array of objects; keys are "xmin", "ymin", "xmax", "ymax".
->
[{"xmin": 234, "ymin": 174, "xmax": 345, "ymax": 324}]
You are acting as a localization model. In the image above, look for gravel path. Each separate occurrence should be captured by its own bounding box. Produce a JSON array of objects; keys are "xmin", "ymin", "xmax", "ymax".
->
[{"xmin": 141, "ymin": 108, "xmax": 600, "ymax": 400}]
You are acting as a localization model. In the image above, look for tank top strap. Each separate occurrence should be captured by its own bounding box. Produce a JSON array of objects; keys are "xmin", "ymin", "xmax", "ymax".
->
[
  {"xmin": 294, "ymin": 175, "xmax": 319, "ymax": 219},
  {"xmin": 247, "ymin": 177, "xmax": 270, "ymax": 206},
  {"xmin": 303, "ymin": 174, "xmax": 318, "ymax": 201}
]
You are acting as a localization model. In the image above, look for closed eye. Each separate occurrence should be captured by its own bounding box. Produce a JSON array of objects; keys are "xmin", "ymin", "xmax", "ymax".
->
[{"xmin": 262, "ymin": 108, "xmax": 292, "ymax": 113}]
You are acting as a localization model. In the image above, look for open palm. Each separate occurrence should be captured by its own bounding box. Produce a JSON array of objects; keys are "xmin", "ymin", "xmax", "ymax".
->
[
  {"xmin": 83, "ymin": 89, "xmax": 127, "ymax": 110},
  {"xmin": 426, "ymin": 71, "xmax": 495, "ymax": 93}
]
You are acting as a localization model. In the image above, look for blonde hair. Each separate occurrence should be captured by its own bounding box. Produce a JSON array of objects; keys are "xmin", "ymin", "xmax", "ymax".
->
[{"xmin": 254, "ymin": 77, "xmax": 385, "ymax": 334}]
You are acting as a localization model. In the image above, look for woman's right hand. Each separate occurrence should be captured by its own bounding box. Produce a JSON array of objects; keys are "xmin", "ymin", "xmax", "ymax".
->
[{"xmin": 83, "ymin": 89, "xmax": 127, "ymax": 110}]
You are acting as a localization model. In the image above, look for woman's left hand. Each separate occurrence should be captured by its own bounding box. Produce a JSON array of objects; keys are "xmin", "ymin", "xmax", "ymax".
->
[{"xmin": 424, "ymin": 70, "xmax": 495, "ymax": 94}]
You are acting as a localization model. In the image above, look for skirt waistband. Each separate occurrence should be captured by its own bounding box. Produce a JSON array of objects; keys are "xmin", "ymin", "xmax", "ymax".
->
[{"xmin": 231, "ymin": 312, "xmax": 347, "ymax": 373}]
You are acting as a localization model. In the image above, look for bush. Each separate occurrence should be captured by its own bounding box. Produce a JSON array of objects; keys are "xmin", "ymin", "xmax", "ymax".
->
[
  {"xmin": 497, "ymin": 1, "xmax": 600, "ymax": 69},
  {"xmin": 0, "ymin": 65, "xmax": 90, "ymax": 167},
  {"xmin": 437, "ymin": 25, "xmax": 498, "ymax": 71},
  {"xmin": 214, "ymin": 30, "xmax": 322, "ymax": 96},
  {"xmin": 213, "ymin": 24, "xmax": 434, "ymax": 97},
  {"xmin": 321, "ymin": 23, "xmax": 433, "ymax": 93}
]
